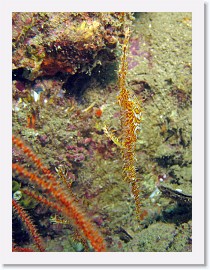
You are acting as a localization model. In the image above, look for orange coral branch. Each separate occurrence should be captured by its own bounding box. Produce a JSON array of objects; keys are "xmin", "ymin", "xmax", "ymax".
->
[
  {"xmin": 12, "ymin": 199, "xmax": 45, "ymax": 252},
  {"xmin": 12, "ymin": 135, "xmax": 55, "ymax": 183},
  {"xmin": 22, "ymin": 189, "xmax": 61, "ymax": 213},
  {"xmin": 12, "ymin": 137, "xmax": 106, "ymax": 252},
  {"xmin": 12, "ymin": 244, "xmax": 35, "ymax": 252}
]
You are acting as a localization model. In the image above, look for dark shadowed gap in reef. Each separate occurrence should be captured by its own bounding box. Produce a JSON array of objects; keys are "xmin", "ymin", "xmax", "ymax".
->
[{"xmin": 63, "ymin": 62, "xmax": 118, "ymax": 103}]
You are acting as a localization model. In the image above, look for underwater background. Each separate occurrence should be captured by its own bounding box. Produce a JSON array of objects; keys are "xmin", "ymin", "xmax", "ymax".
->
[{"xmin": 12, "ymin": 12, "xmax": 192, "ymax": 252}]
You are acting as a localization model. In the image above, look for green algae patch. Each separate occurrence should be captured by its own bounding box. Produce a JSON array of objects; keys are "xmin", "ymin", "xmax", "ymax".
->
[{"xmin": 137, "ymin": 222, "xmax": 176, "ymax": 252}]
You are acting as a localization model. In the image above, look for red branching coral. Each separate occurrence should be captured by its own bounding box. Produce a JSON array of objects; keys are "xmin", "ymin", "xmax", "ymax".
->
[{"xmin": 12, "ymin": 135, "xmax": 106, "ymax": 252}]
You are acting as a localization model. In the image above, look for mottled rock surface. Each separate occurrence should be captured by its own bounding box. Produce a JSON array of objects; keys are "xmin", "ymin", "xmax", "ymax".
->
[{"xmin": 13, "ymin": 12, "xmax": 133, "ymax": 80}]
